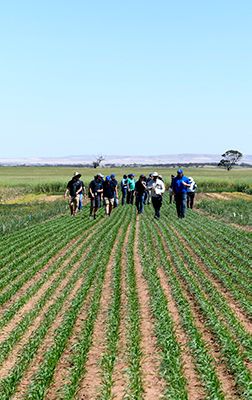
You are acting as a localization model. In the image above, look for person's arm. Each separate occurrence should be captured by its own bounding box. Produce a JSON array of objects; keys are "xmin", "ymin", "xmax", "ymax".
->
[
  {"xmin": 160, "ymin": 181, "xmax": 165, "ymax": 194},
  {"xmin": 64, "ymin": 188, "xmax": 69, "ymax": 198}
]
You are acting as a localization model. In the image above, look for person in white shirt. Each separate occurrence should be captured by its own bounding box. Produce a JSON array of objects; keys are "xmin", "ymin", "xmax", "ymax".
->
[
  {"xmin": 147, "ymin": 172, "xmax": 165, "ymax": 219},
  {"xmin": 187, "ymin": 177, "xmax": 197, "ymax": 209}
]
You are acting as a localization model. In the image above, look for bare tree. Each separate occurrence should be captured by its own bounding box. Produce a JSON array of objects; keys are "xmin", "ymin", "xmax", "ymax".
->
[
  {"xmin": 218, "ymin": 150, "xmax": 243, "ymax": 171},
  {"xmin": 93, "ymin": 155, "xmax": 105, "ymax": 169}
]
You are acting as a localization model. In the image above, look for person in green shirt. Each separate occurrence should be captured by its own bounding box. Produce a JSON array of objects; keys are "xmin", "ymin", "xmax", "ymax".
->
[{"xmin": 126, "ymin": 173, "xmax": 135, "ymax": 205}]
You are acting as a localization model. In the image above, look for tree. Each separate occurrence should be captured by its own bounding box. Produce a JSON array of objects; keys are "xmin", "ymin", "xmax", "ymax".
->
[
  {"xmin": 218, "ymin": 150, "xmax": 243, "ymax": 171},
  {"xmin": 93, "ymin": 155, "xmax": 105, "ymax": 169}
]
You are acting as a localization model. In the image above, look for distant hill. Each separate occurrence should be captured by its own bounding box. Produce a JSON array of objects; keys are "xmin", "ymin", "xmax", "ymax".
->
[{"xmin": 0, "ymin": 154, "xmax": 252, "ymax": 166}]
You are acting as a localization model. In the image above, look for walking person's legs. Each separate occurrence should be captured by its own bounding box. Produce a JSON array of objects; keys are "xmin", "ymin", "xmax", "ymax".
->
[
  {"xmin": 180, "ymin": 193, "xmax": 187, "ymax": 218},
  {"xmin": 175, "ymin": 194, "xmax": 181, "ymax": 218}
]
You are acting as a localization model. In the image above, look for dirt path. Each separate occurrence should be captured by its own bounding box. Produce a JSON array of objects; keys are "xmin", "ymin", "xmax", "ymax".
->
[
  {"xmin": 74, "ymin": 231, "xmax": 122, "ymax": 400},
  {"xmin": 111, "ymin": 226, "xmax": 131, "ymax": 400},
  {"xmin": 134, "ymin": 218, "xmax": 168, "ymax": 399}
]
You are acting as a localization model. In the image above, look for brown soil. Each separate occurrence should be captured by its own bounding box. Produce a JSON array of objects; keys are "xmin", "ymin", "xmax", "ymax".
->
[
  {"xmin": 134, "ymin": 218, "xmax": 169, "ymax": 399},
  {"xmin": 111, "ymin": 225, "xmax": 131, "ymax": 400}
]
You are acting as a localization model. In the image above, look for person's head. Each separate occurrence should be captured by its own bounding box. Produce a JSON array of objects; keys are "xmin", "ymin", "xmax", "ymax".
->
[
  {"xmin": 111, "ymin": 173, "xmax": 116, "ymax": 179},
  {"xmin": 140, "ymin": 174, "xmax": 145, "ymax": 181},
  {"xmin": 73, "ymin": 171, "xmax": 81, "ymax": 180},
  {"xmin": 188, "ymin": 177, "xmax": 193, "ymax": 183},
  {"xmin": 97, "ymin": 173, "xmax": 104, "ymax": 181},
  {"xmin": 149, "ymin": 173, "xmax": 153, "ymax": 178},
  {"xmin": 177, "ymin": 169, "xmax": 183, "ymax": 177},
  {"xmin": 152, "ymin": 172, "xmax": 158, "ymax": 180},
  {"xmin": 171, "ymin": 174, "xmax": 175, "ymax": 178},
  {"xmin": 105, "ymin": 175, "xmax": 111, "ymax": 182},
  {"xmin": 158, "ymin": 174, "xmax": 163, "ymax": 181},
  {"xmin": 128, "ymin": 173, "xmax": 134, "ymax": 178},
  {"xmin": 123, "ymin": 174, "xmax": 127, "ymax": 179}
]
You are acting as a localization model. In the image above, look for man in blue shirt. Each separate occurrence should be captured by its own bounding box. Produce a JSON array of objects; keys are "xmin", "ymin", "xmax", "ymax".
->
[{"xmin": 172, "ymin": 169, "xmax": 190, "ymax": 218}]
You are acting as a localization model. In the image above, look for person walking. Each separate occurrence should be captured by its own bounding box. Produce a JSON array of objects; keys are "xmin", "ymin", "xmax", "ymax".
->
[
  {"xmin": 110, "ymin": 174, "xmax": 119, "ymax": 207},
  {"xmin": 187, "ymin": 177, "xmax": 197, "ymax": 209},
  {"xmin": 172, "ymin": 169, "xmax": 190, "ymax": 218},
  {"xmin": 88, "ymin": 173, "xmax": 104, "ymax": 219},
  {"xmin": 120, "ymin": 174, "xmax": 128, "ymax": 205},
  {"xmin": 148, "ymin": 172, "xmax": 165, "ymax": 219},
  {"xmin": 169, "ymin": 174, "xmax": 175, "ymax": 204},
  {"xmin": 127, "ymin": 174, "xmax": 135, "ymax": 205},
  {"xmin": 135, "ymin": 174, "xmax": 147, "ymax": 214},
  {"xmin": 64, "ymin": 172, "xmax": 82, "ymax": 216},
  {"xmin": 146, "ymin": 173, "xmax": 153, "ymax": 205},
  {"xmin": 103, "ymin": 176, "xmax": 115, "ymax": 216},
  {"xmin": 77, "ymin": 175, "xmax": 86, "ymax": 211}
]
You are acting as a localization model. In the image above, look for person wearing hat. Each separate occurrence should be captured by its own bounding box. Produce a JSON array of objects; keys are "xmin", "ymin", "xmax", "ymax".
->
[
  {"xmin": 172, "ymin": 169, "xmax": 191, "ymax": 218},
  {"xmin": 126, "ymin": 174, "xmax": 136, "ymax": 205},
  {"xmin": 135, "ymin": 174, "xmax": 147, "ymax": 214},
  {"xmin": 187, "ymin": 177, "xmax": 197, "ymax": 209},
  {"xmin": 88, "ymin": 173, "xmax": 104, "ymax": 219},
  {"xmin": 148, "ymin": 172, "xmax": 165, "ymax": 219},
  {"xmin": 64, "ymin": 172, "xmax": 83, "ymax": 216}
]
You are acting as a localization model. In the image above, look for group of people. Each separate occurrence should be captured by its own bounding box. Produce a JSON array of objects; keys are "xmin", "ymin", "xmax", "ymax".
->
[{"xmin": 64, "ymin": 169, "xmax": 197, "ymax": 220}]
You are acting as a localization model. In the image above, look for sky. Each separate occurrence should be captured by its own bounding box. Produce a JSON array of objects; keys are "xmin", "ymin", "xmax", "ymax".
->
[{"xmin": 0, "ymin": 0, "xmax": 251, "ymax": 158}]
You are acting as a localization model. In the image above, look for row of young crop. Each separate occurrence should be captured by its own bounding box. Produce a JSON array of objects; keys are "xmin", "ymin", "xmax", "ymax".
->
[
  {"xmin": 141, "ymin": 203, "xmax": 251, "ymax": 399},
  {"xmin": 0, "ymin": 197, "xmax": 251, "ymax": 399},
  {"xmin": 0, "ymin": 205, "xmax": 128, "ymax": 398}
]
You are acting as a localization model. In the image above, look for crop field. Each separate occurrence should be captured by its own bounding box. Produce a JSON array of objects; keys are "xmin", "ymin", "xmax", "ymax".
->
[{"xmin": 0, "ymin": 195, "xmax": 251, "ymax": 400}]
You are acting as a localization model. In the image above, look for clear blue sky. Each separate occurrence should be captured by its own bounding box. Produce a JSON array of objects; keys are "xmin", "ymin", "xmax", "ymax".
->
[{"xmin": 0, "ymin": 0, "xmax": 251, "ymax": 157}]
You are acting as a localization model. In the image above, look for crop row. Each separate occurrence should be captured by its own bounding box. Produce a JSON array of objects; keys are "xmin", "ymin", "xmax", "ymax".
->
[
  {"xmin": 151, "ymin": 207, "xmax": 252, "ymax": 399},
  {"xmin": 0, "ymin": 206, "xmax": 126, "ymax": 399},
  {"xmin": 140, "ymin": 215, "xmax": 224, "ymax": 399}
]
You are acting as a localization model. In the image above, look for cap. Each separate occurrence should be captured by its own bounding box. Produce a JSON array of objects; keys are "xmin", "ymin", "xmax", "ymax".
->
[
  {"xmin": 106, "ymin": 175, "xmax": 111, "ymax": 181},
  {"xmin": 140, "ymin": 174, "xmax": 145, "ymax": 179},
  {"xmin": 97, "ymin": 173, "xmax": 104, "ymax": 178},
  {"xmin": 152, "ymin": 172, "xmax": 158, "ymax": 177},
  {"xmin": 177, "ymin": 169, "xmax": 183, "ymax": 174},
  {"xmin": 73, "ymin": 171, "xmax": 81, "ymax": 178},
  {"xmin": 188, "ymin": 177, "xmax": 193, "ymax": 182},
  {"xmin": 110, "ymin": 173, "xmax": 115, "ymax": 178}
]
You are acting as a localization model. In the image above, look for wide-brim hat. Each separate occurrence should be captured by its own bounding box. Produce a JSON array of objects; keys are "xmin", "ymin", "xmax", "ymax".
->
[
  {"xmin": 73, "ymin": 171, "xmax": 81, "ymax": 178},
  {"xmin": 152, "ymin": 172, "xmax": 158, "ymax": 177}
]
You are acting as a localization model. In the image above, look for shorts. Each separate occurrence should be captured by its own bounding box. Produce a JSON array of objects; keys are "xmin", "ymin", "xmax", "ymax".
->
[
  {"xmin": 70, "ymin": 195, "xmax": 79, "ymax": 209},
  {"xmin": 104, "ymin": 197, "xmax": 114, "ymax": 206}
]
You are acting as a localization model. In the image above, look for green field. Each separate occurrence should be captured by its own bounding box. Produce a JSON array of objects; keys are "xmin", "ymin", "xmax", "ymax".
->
[
  {"xmin": 0, "ymin": 166, "xmax": 252, "ymax": 196},
  {"xmin": 0, "ymin": 196, "xmax": 251, "ymax": 399}
]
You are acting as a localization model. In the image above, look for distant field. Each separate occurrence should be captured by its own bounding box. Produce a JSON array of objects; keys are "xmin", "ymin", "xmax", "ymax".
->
[{"xmin": 0, "ymin": 166, "xmax": 252, "ymax": 196}]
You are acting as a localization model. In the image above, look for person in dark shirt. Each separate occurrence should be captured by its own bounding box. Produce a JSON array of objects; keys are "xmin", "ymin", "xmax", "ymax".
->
[
  {"xmin": 103, "ymin": 176, "xmax": 115, "ymax": 216},
  {"xmin": 88, "ymin": 173, "xmax": 104, "ymax": 219},
  {"xmin": 110, "ymin": 174, "xmax": 118, "ymax": 207},
  {"xmin": 169, "ymin": 174, "xmax": 175, "ymax": 204},
  {"xmin": 135, "ymin": 174, "xmax": 147, "ymax": 214},
  {"xmin": 64, "ymin": 172, "xmax": 82, "ymax": 216}
]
